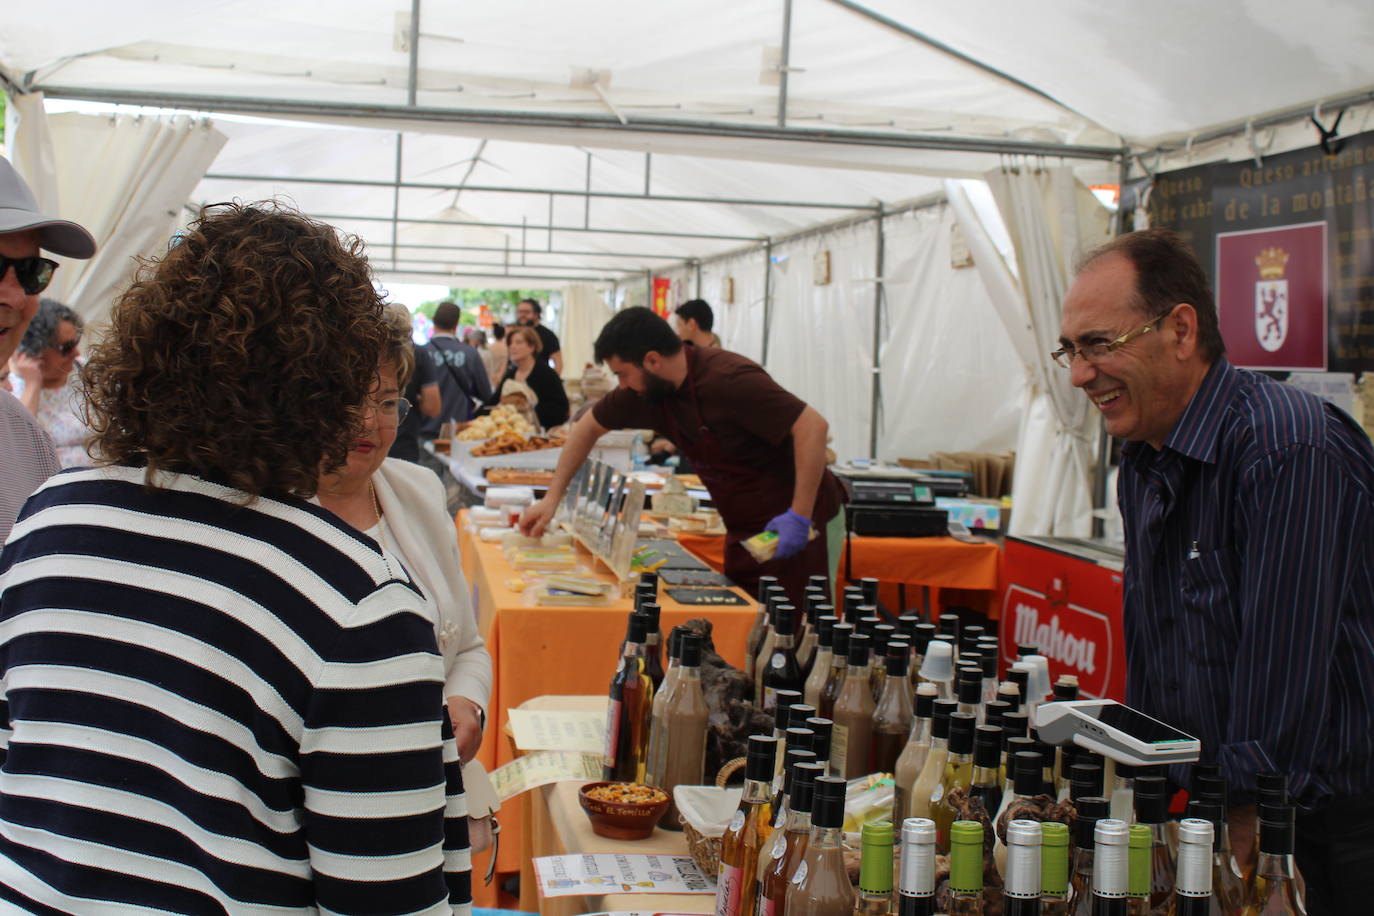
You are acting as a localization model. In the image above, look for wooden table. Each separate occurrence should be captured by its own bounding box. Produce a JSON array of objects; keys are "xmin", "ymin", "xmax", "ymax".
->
[{"xmin": 456, "ymin": 514, "xmax": 753, "ymax": 909}]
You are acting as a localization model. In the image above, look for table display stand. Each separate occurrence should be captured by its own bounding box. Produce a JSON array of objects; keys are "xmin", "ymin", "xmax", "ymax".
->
[{"xmin": 557, "ymin": 459, "xmax": 647, "ymax": 585}]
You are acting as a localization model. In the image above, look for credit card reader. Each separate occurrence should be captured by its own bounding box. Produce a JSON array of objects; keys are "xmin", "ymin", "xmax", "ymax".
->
[{"xmin": 1031, "ymin": 699, "xmax": 1202, "ymax": 766}]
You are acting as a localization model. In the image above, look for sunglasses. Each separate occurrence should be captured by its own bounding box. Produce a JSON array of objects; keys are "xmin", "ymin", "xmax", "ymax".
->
[{"xmin": 0, "ymin": 255, "xmax": 59, "ymax": 295}]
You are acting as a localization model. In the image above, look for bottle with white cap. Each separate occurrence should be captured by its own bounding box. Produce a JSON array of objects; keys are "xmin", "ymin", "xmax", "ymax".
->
[
  {"xmin": 918, "ymin": 638, "xmax": 955, "ymax": 701},
  {"xmin": 1090, "ymin": 818, "xmax": 1130, "ymax": 916},
  {"xmin": 1171, "ymin": 817, "xmax": 1215, "ymax": 916},
  {"xmin": 897, "ymin": 817, "xmax": 937, "ymax": 916},
  {"xmin": 1001, "ymin": 818, "xmax": 1043, "ymax": 916}
]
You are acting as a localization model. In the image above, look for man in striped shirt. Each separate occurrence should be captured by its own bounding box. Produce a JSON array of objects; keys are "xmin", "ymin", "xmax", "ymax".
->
[
  {"xmin": 0, "ymin": 155, "xmax": 95, "ymax": 544},
  {"xmin": 1058, "ymin": 228, "xmax": 1374, "ymax": 915}
]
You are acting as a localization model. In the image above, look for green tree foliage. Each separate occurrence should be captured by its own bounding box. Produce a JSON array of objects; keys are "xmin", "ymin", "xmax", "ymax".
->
[{"xmin": 414, "ymin": 288, "xmax": 554, "ymax": 327}]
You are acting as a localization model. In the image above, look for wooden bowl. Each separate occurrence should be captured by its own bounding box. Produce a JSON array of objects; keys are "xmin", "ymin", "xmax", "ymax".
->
[{"xmin": 578, "ymin": 781, "xmax": 670, "ymax": 840}]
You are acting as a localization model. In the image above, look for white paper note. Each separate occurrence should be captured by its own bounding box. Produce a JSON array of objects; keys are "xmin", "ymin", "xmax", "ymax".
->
[
  {"xmin": 533, "ymin": 853, "xmax": 716, "ymax": 898},
  {"xmin": 488, "ymin": 750, "xmax": 604, "ymax": 801},
  {"xmin": 508, "ymin": 707, "xmax": 608, "ymax": 753}
]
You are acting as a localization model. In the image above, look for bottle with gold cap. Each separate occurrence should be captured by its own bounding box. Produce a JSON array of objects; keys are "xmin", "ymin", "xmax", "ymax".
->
[
  {"xmin": 1002, "ymin": 819, "xmax": 1044, "ymax": 916},
  {"xmin": 1041, "ymin": 820, "xmax": 1071, "ymax": 914},
  {"xmin": 1126, "ymin": 823, "xmax": 1152, "ymax": 915},
  {"xmin": 897, "ymin": 817, "xmax": 937, "ymax": 916},
  {"xmin": 854, "ymin": 819, "xmax": 895, "ymax": 915},
  {"xmin": 948, "ymin": 819, "xmax": 986, "ymax": 915}
]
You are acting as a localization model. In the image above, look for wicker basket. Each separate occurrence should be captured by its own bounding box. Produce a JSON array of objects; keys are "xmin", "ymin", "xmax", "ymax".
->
[{"xmin": 681, "ymin": 757, "xmax": 747, "ymax": 877}]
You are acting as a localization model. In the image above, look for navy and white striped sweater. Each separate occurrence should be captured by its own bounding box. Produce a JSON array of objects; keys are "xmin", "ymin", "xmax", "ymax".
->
[{"xmin": 0, "ymin": 466, "xmax": 472, "ymax": 914}]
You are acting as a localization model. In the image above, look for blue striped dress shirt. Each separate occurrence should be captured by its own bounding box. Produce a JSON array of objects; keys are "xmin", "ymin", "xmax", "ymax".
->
[{"xmin": 1118, "ymin": 358, "xmax": 1374, "ymax": 810}]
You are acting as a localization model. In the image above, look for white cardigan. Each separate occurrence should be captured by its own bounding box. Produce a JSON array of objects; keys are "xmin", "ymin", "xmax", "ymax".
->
[{"xmin": 373, "ymin": 457, "xmax": 493, "ymax": 710}]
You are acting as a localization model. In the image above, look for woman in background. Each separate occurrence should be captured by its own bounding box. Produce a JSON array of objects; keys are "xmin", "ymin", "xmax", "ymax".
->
[
  {"xmin": 9, "ymin": 298, "xmax": 92, "ymax": 467},
  {"xmin": 483, "ymin": 321, "xmax": 509, "ymax": 388},
  {"xmin": 490, "ymin": 324, "xmax": 569, "ymax": 429}
]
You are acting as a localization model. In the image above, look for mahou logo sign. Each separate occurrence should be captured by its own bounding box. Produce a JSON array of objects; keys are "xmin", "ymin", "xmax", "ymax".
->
[{"xmin": 1001, "ymin": 581, "xmax": 1116, "ymax": 699}]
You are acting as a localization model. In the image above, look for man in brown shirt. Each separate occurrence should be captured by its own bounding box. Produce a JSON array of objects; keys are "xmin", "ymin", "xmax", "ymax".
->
[{"xmin": 520, "ymin": 307, "xmax": 842, "ymax": 601}]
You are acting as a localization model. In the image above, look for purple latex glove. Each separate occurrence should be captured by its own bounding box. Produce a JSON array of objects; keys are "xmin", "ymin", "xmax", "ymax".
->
[{"xmin": 765, "ymin": 509, "xmax": 812, "ymax": 560}]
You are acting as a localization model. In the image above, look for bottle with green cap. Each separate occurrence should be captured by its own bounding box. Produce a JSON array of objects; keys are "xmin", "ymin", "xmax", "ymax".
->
[
  {"xmin": 1001, "ymin": 818, "xmax": 1043, "ymax": 915},
  {"xmin": 948, "ymin": 819, "xmax": 986, "ymax": 914},
  {"xmin": 1240, "ymin": 802, "xmax": 1305, "ymax": 915},
  {"xmin": 855, "ymin": 819, "xmax": 896, "ymax": 915},
  {"xmin": 1126, "ymin": 823, "xmax": 1152, "ymax": 915},
  {"xmin": 1041, "ymin": 820, "xmax": 1071, "ymax": 914},
  {"xmin": 898, "ymin": 817, "xmax": 937, "ymax": 916},
  {"xmin": 1172, "ymin": 817, "xmax": 1215, "ymax": 916},
  {"xmin": 783, "ymin": 775, "xmax": 856, "ymax": 915}
]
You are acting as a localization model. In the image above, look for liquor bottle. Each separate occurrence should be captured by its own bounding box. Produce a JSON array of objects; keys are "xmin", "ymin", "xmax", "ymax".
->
[
  {"xmin": 931, "ymin": 711, "xmax": 977, "ymax": 854},
  {"xmin": 1091, "ymin": 819, "xmax": 1130, "ymax": 916},
  {"xmin": 772, "ymin": 733, "xmax": 816, "ymax": 814},
  {"xmin": 957, "ymin": 667, "xmax": 984, "ymax": 720},
  {"xmin": 948, "ymin": 819, "xmax": 986, "ymax": 915},
  {"xmin": 755, "ymin": 602, "xmax": 794, "ymax": 700},
  {"xmin": 1184, "ymin": 800, "xmax": 1241, "ymax": 913},
  {"xmin": 1241, "ymin": 804, "xmax": 1305, "ymax": 915},
  {"xmin": 1003, "ymin": 818, "xmax": 1044, "ymax": 916},
  {"xmin": 645, "ymin": 625, "xmax": 687, "ymax": 788},
  {"xmin": 897, "ymin": 817, "xmax": 938, "ymax": 916},
  {"xmin": 919, "ymin": 639, "xmax": 955, "ymax": 700},
  {"xmin": 800, "ymin": 596, "xmax": 830, "ymax": 677},
  {"xmin": 604, "ymin": 612, "xmax": 654, "ymax": 782},
  {"xmin": 809, "ymin": 573, "xmax": 831, "ymax": 595},
  {"xmin": 896, "ymin": 613, "xmax": 919, "ymax": 647},
  {"xmin": 1250, "ymin": 772, "xmax": 1287, "ymax": 880},
  {"xmin": 870, "ymin": 624, "xmax": 898, "ymax": 698},
  {"xmin": 770, "ymin": 689, "xmax": 802, "ymax": 785},
  {"xmin": 1108, "ymin": 763, "xmax": 1137, "ymax": 823},
  {"xmin": 873, "ymin": 646, "xmax": 916, "ymax": 776},
  {"xmin": 855, "ymin": 819, "xmax": 896, "ymax": 916},
  {"xmin": 994, "ymin": 750, "xmax": 1046, "ymax": 875},
  {"xmin": 804, "ymin": 616, "xmax": 838, "ymax": 707},
  {"xmin": 970, "ymin": 724, "xmax": 1005, "ymax": 817},
  {"xmin": 640, "ymin": 601, "xmax": 666, "ymax": 691},
  {"xmin": 831, "ymin": 634, "xmax": 875, "ymax": 779},
  {"xmin": 960, "ymin": 624, "xmax": 986, "ymax": 657},
  {"xmin": 911, "ymin": 622, "xmax": 936, "ymax": 688},
  {"xmin": 842, "ymin": 589, "xmax": 864, "ymax": 624},
  {"xmin": 1172, "ymin": 817, "xmax": 1216, "ymax": 916},
  {"xmin": 1190, "ymin": 769, "xmax": 1244, "ymax": 901},
  {"xmin": 938, "ymin": 612, "xmax": 960, "ymax": 640},
  {"xmin": 805, "ymin": 716, "xmax": 834, "ymax": 775},
  {"xmin": 1070, "ymin": 763, "xmax": 1105, "ymax": 803},
  {"xmin": 756, "ymin": 760, "xmax": 822, "ymax": 916},
  {"xmin": 1134, "ymin": 775, "xmax": 1177, "ymax": 911},
  {"xmin": 745, "ymin": 579, "xmax": 782, "ymax": 680},
  {"xmin": 659, "ymin": 631, "xmax": 709, "ymax": 829},
  {"xmin": 1053, "ymin": 676, "xmax": 1080, "ymax": 701},
  {"xmin": 716, "ymin": 735, "xmax": 778, "ymax": 916},
  {"xmin": 762, "ymin": 606, "xmax": 805, "ymax": 712},
  {"xmin": 1068, "ymin": 797, "xmax": 1110, "ymax": 914},
  {"xmin": 985, "ymin": 699, "xmax": 1012, "ymax": 730},
  {"xmin": 788, "ymin": 702, "xmax": 818, "ymax": 731},
  {"xmin": 1127, "ymin": 824, "xmax": 1151, "ymax": 916},
  {"xmin": 893, "ymin": 683, "xmax": 939, "ymax": 822},
  {"xmin": 1042, "ymin": 821, "xmax": 1072, "ymax": 915},
  {"xmin": 783, "ymin": 775, "xmax": 856, "ymax": 915},
  {"xmin": 818, "ymin": 622, "xmax": 854, "ymax": 720},
  {"xmin": 1000, "ymin": 680, "xmax": 1024, "ymax": 715},
  {"xmin": 860, "ymin": 576, "xmax": 879, "ymax": 605},
  {"xmin": 976, "ymin": 643, "xmax": 999, "ymax": 704},
  {"xmin": 909, "ymin": 698, "xmax": 956, "ymax": 821}
]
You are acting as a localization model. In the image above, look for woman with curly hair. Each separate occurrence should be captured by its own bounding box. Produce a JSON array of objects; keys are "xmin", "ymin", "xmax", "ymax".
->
[
  {"xmin": 0, "ymin": 202, "xmax": 473, "ymax": 915},
  {"xmin": 9, "ymin": 298, "xmax": 91, "ymax": 467}
]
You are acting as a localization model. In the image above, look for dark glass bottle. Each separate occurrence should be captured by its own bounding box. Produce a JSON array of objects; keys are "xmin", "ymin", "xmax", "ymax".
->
[
  {"xmin": 761, "ymin": 606, "xmax": 805, "ymax": 711},
  {"xmin": 1068, "ymin": 797, "xmax": 1110, "ymax": 914},
  {"xmin": 970, "ymin": 724, "xmax": 1005, "ymax": 816},
  {"xmin": 604, "ymin": 612, "xmax": 654, "ymax": 782},
  {"xmin": 639, "ymin": 601, "xmax": 665, "ymax": 691},
  {"xmin": 1134, "ymin": 775, "xmax": 1177, "ymax": 912},
  {"xmin": 817, "ymin": 622, "xmax": 853, "ymax": 720},
  {"xmin": 872, "ymin": 646, "xmax": 915, "ymax": 776}
]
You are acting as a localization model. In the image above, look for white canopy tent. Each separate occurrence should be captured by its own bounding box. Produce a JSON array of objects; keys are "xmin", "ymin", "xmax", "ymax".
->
[{"xmin": 5, "ymin": 0, "xmax": 1373, "ymax": 535}]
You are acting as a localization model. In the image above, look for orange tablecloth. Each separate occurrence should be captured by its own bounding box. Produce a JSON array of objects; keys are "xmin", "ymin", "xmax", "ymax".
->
[
  {"xmin": 676, "ymin": 531, "xmax": 999, "ymax": 589},
  {"xmin": 456, "ymin": 514, "xmax": 755, "ymax": 908}
]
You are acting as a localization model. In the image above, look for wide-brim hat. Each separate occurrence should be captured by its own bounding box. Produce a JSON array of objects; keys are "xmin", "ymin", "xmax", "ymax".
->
[{"xmin": 0, "ymin": 156, "xmax": 96, "ymax": 259}]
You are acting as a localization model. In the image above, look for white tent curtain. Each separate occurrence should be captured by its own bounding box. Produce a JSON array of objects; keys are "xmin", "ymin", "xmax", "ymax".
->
[
  {"xmin": 764, "ymin": 222, "xmax": 879, "ymax": 462},
  {"xmin": 983, "ymin": 164, "xmax": 1111, "ymax": 536},
  {"xmin": 4, "ymin": 92, "xmax": 59, "ymax": 214},
  {"xmin": 878, "ymin": 203, "xmax": 1025, "ymax": 461},
  {"xmin": 560, "ymin": 283, "xmax": 615, "ymax": 377},
  {"xmin": 700, "ymin": 250, "xmax": 766, "ymax": 363},
  {"xmin": 9, "ymin": 106, "xmax": 226, "ymax": 328}
]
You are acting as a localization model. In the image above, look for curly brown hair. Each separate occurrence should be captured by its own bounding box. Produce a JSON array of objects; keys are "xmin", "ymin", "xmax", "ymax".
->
[{"xmin": 82, "ymin": 201, "xmax": 389, "ymax": 500}]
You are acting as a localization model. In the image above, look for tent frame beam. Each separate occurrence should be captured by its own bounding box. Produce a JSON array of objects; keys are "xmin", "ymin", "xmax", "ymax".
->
[
  {"xmin": 377, "ymin": 256, "xmax": 648, "ymax": 273},
  {"xmin": 310, "ymin": 211, "xmax": 762, "ymax": 242},
  {"xmin": 201, "ymin": 170, "xmax": 882, "ymax": 212},
  {"xmin": 382, "ymin": 269, "xmax": 617, "ymax": 283},
  {"xmin": 383, "ymin": 241, "xmax": 696, "ymax": 260},
  {"xmin": 34, "ymin": 85, "xmax": 1124, "ymax": 161}
]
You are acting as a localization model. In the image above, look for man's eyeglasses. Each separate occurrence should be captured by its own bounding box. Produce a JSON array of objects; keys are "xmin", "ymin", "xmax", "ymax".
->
[
  {"xmin": 0, "ymin": 255, "xmax": 59, "ymax": 296},
  {"xmin": 1051, "ymin": 313, "xmax": 1171, "ymax": 369},
  {"xmin": 367, "ymin": 396, "xmax": 412, "ymax": 426}
]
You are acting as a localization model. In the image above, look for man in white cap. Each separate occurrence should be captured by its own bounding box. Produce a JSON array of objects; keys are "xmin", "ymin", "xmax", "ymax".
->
[{"xmin": 0, "ymin": 155, "xmax": 96, "ymax": 543}]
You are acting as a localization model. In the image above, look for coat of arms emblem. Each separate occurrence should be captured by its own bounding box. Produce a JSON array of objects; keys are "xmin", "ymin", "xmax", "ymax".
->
[{"xmin": 1254, "ymin": 246, "xmax": 1289, "ymax": 352}]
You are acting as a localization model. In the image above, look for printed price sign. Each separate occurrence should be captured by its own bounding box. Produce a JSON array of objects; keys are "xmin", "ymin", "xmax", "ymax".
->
[{"xmin": 533, "ymin": 853, "xmax": 715, "ymax": 898}]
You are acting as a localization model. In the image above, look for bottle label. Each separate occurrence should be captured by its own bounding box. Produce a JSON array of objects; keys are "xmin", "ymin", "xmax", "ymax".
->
[
  {"xmin": 728, "ymin": 810, "xmax": 746, "ymax": 833},
  {"xmin": 603, "ymin": 698, "xmax": 622, "ymax": 768},
  {"xmin": 792, "ymin": 859, "xmax": 808, "ymax": 886},
  {"xmin": 829, "ymin": 723, "xmax": 849, "ymax": 773},
  {"xmin": 770, "ymin": 651, "xmax": 785, "ymax": 669},
  {"xmin": 762, "ymin": 686, "xmax": 778, "ymax": 712},
  {"xmin": 714, "ymin": 862, "xmax": 744, "ymax": 916},
  {"xmin": 759, "ymin": 896, "xmax": 778, "ymax": 916}
]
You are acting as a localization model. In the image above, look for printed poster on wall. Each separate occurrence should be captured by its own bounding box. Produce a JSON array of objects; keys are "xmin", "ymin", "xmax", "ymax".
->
[{"xmin": 1143, "ymin": 130, "xmax": 1374, "ymax": 373}]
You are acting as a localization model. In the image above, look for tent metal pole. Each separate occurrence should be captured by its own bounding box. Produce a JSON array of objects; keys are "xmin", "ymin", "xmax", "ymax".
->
[
  {"xmin": 406, "ymin": 0, "xmax": 421, "ymax": 107},
  {"xmin": 37, "ymin": 86, "xmax": 1123, "ymax": 160},
  {"xmin": 643, "ymin": 153, "xmax": 651, "ymax": 195},
  {"xmin": 202, "ymin": 171, "xmax": 881, "ymax": 211},
  {"xmin": 391, "ymin": 134, "xmax": 403, "ymax": 265},
  {"xmin": 381, "ymin": 269, "xmax": 617, "ymax": 282},
  {"xmin": 376, "ymin": 241, "xmax": 695, "ymax": 260},
  {"xmin": 868, "ymin": 208, "xmax": 885, "ymax": 459},
  {"xmin": 311, "ymin": 212, "xmax": 762, "ymax": 242},
  {"xmin": 644, "ymin": 270, "xmax": 652, "ymax": 309},
  {"xmin": 778, "ymin": 0, "xmax": 794, "ymax": 128},
  {"xmin": 695, "ymin": 260, "xmax": 703, "ymax": 298},
  {"xmin": 761, "ymin": 240, "xmax": 774, "ymax": 365},
  {"xmin": 584, "ymin": 151, "xmax": 592, "ymax": 229},
  {"xmin": 1141, "ymin": 86, "xmax": 1374, "ymax": 158},
  {"xmin": 380, "ymin": 256, "xmax": 649, "ymax": 273}
]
